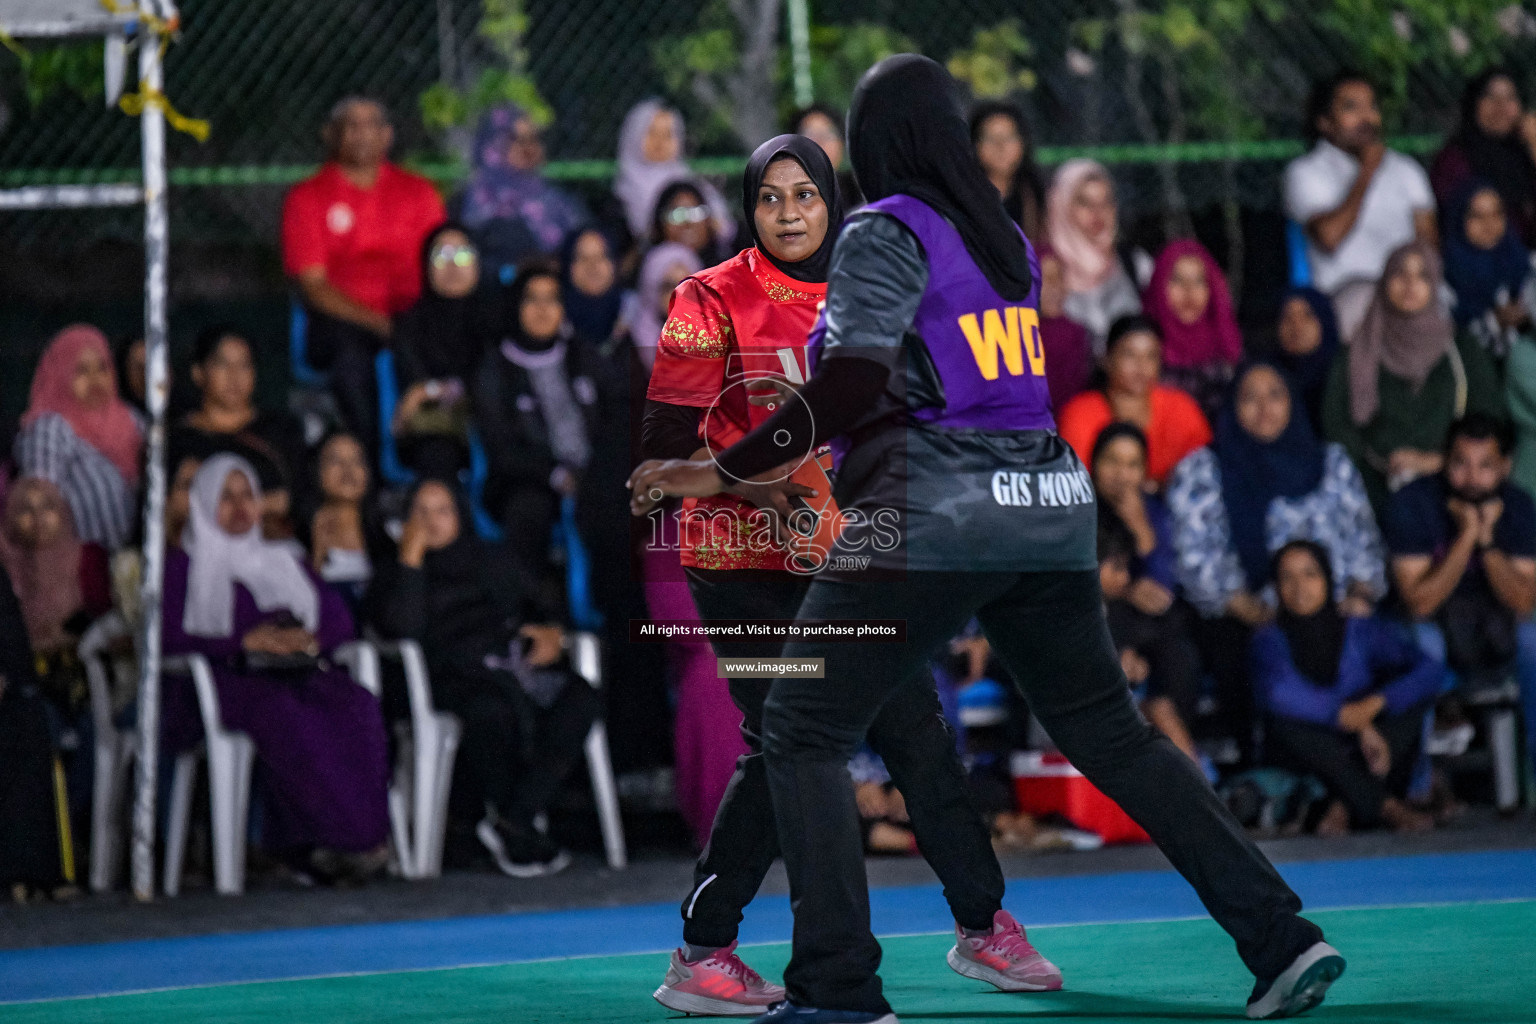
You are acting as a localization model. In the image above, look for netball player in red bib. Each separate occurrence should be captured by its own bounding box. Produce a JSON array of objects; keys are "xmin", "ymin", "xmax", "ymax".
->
[{"xmin": 646, "ymin": 134, "xmax": 1060, "ymax": 1017}]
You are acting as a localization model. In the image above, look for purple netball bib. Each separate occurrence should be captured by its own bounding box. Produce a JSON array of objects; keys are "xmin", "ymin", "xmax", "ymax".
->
[
  {"xmin": 804, "ymin": 195, "xmax": 1096, "ymax": 573},
  {"xmin": 867, "ymin": 194, "xmax": 1054, "ymax": 431}
]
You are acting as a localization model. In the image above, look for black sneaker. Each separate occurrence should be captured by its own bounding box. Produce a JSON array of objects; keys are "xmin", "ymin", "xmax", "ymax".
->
[
  {"xmin": 749, "ymin": 1002, "xmax": 898, "ymax": 1023},
  {"xmin": 475, "ymin": 814, "xmax": 571, "ymax": 878}
]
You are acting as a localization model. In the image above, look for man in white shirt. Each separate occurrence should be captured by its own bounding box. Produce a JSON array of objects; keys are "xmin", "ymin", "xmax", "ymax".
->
[{"xmin": 1285, "ymin": 71, "xmax": 1437, "ymax": 294}]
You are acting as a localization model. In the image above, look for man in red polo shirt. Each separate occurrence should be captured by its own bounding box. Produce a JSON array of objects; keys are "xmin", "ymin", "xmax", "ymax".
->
[{"xmin": 283, "ymin": 96, "xmax": 446, "ymax": 453}]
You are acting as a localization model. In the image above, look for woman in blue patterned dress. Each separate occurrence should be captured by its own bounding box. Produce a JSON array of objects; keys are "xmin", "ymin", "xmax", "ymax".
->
[{"xmin": 1168, "ymin": 360, "xmax": 1385, "ymax": 762}]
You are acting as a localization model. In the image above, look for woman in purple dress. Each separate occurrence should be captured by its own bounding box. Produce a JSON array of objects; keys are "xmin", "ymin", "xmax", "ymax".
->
[{"xmin": 161, "ymin": 453, "xmax": 390, "ymax": 883}]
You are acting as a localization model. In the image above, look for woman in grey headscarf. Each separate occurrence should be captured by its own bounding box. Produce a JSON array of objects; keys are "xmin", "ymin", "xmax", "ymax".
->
[{"xmin": 613, "ymin": 99, "xmax": 733, "ymax": 243}]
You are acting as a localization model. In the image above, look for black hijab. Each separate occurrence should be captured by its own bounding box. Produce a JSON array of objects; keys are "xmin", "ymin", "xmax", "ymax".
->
[
  {"xmin": 559, "ymin": 226, "xmax": 624, "ymax": 342},
  {"xmin": 848, "ymin": 54, "xmax": 1033, "ymax": 301},
  {"xmin": 503, "ymin": 262, "xmax": 565, "ymax": 353},
  {"xmin": 112, "ymin": 333, "xmax": 146, "ymax": 414},
  {"xmin": 405, "ymin": 477, "xmax": 533, "ymax": 628},
  {"xmin": 741, "ymin": 133, "xmax": 844, "ymax": 284},
  {"xmin": 1456, "ymin": 68, "xmax": 1536, "ymax": 236},
  {"xmin": 1274, "ymin": 540, "xmax": 1347, "ymax": 686},
  {"xmin": 1215, "ymin": 361, "xmax": 1326, "ymax": 591},
  {"xmin": 1272, "ymin": 288, "xmax": 1340, "ymax": 432},
  {"xmin": 968, "ymin": 99, "xmax": 1045, "ymax": 234},
  {"xmin": 392, "ymin": 222, "xmax": 498, "ymax": 384}
]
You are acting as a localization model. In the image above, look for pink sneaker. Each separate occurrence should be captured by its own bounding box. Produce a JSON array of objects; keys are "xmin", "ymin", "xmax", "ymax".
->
[
  {"xmin": 947, "ymin": 910, "xmax": 1063, "ymax": 992},
  {"xmin": 653, "ymin": 941, "xmax": 787, "ymax": 1016}
]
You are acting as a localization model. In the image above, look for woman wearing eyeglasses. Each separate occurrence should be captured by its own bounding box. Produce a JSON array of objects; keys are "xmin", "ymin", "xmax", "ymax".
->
[
  {"xmin": 389, "ymin": 222, "xmax": 500, "ymax": 480},
  {"xmin": 652, "ymin": 179, "xmax": 739, "ymax": 265}
]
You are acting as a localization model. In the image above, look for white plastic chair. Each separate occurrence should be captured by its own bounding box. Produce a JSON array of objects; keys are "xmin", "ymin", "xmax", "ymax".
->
[
  {"xmin": 162, "ymin": 641, "xmax": 403, "ymax": 896},
  {"xmin": 383, "ymin": 632, "xmax": 626, "ymax": 871},
  {"xmin": 572, "ymin": 631, "xmax": 627, "ymax": 870},
  {"xmin": 331, "ymin": 641, "xmax": 417, "ymax": 877},
  {"xmin": 1466, "ymin": 679, "xmax": 1524, "ymax": 812},
  {"xmin": 162, "ymin": 652, "xmax": 257, "ymax": 896},
  {"xmin": 377, "ymin": 639, "xmax": 462, "ymax": 878},
  {"xmin": 80, "ymin": 613, "xmax": 135, "ymax": 893}
]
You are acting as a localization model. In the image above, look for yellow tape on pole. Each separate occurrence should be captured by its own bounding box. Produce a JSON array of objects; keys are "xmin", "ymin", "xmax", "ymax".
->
[
  {"xmin": 53, "ymin": 756, "xmax": 76, "ymax": 885},
  {"xmin": 120, "ymin": 87, "xmax": 209, "ymax": 142},
  {"xmin": 100, "ymin": 0, "xmax": 210, "ymax": 142},
  {"xmin": 0, "ymin": 28, "xmax": 31, "ymax": 65}
]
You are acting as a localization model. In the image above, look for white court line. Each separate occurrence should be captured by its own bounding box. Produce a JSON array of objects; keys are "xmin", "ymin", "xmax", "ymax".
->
[{"xmin": 3, "ymin": 895, "xmax": 1531, "ymax": 1008}]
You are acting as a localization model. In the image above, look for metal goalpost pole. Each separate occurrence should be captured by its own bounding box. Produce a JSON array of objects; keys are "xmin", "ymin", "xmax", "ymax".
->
[
  {"xmin": 130, "ymin": 0, "xmax": 172, "ymax": 902},
  {"xmin": 0, "ymin": 0, "xmax": 176, "ymax": 901}
]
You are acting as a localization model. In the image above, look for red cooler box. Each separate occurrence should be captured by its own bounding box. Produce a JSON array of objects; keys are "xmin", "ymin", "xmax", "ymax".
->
[{"xmin": 1011, "ymin": 751, "xmax": 1149, "ymax": 845}]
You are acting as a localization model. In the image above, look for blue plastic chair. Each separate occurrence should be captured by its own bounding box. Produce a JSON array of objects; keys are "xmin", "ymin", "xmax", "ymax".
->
[
  {"xmin": 373, "ymin": 349, "xmax": 504, "ymax": 541},
  {"xmin": 373, "ymin": 350, "xmax": 416, "ymax": 488},
  {"xmin": 556, "ymin": 495, "xmax": 603, "ymax": 631},
  {"xmin": 289, "ymin": 300, "xmax": 330, "ymax": 389},
  {"xmin": 374, "ymin": 348, "xmax": 602, "ymax": 628},
  {"xmin": 464, "ymin": 431, "xmax": 505, "ymax": 542},
  {"xmin": 1285, "ymin": 220, "xmax": 1313, "ymax": 289}
]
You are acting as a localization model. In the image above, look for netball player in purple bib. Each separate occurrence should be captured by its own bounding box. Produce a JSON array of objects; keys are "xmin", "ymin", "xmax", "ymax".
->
[{"xmin": 631, "ymin": 55, "xmax": 1342, "ymax": 1023}]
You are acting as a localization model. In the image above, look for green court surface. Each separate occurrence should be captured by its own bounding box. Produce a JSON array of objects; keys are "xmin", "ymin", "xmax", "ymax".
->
[{"xmin": 3, "ymin": 901, "xmax": 1530, "ymax": 1024}]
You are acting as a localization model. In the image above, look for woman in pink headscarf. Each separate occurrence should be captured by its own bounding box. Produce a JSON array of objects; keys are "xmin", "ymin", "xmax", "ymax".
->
[
  {"xmin": 1145, "ymin": 239, "xmax": 1245, "ymax": 419},
  {"xmin": 1045, "ymin": 159, "xmax": 1142, "ymax": 352},
  {"xmin": 14, "ymin": 325, "xmax": 145, "ymax": 550},
  {"xmin": 0, "ymin": 478, "xmax": 111, "ymax": 657},
  {"xmin": 1, "ymin": 477, "xmax": 112, "ymax": 788}
]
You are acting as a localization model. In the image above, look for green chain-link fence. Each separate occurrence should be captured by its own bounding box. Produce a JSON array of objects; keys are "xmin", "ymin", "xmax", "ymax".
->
[{"xmin": 3, "ymin": 0, "xmax": 1536, "ymax": 309}]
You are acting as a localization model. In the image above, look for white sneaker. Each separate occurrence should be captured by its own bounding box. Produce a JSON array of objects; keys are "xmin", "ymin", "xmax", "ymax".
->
[{"xmin": 1245, "ymin": 941, "xmax": 1345, "ymax": 1019}]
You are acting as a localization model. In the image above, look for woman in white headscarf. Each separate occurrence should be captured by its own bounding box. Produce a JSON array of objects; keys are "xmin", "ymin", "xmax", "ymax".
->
[
  {"xmin": 613, "ymin": 99, "xmax": 734, "ymax": 243},
  {"xmin": 161, "ymin": 454, "xmax": 390, "ymax": 883}
]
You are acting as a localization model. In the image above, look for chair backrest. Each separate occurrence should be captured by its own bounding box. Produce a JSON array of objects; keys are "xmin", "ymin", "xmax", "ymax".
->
[
  {"xmin": 162, "ymin": 654, "xmax": 227, "ymax": 741},
  {"xmin": 465, "ymin": 430, "xmax": 506, "ymax": 542},
  {"xmin": 570, "ymin": 631, "xmax": 601, "ymax": 690},
  {"xmin": 333, "ymin": 641, "xmax": 383, "ymax": 699},
  {"xmin": 289, "ymin": 299, "xmax": 329, "ymax": 388},
  {"xmin": 393, "ymin": 638, "xmax": 440, "ymax": 721},
  {"xmin": 1285, "ymin": 220, "xmax": 1313, "ymax": 289},
  {"xmin": 558, "ymin": 495, "xmax": 603, "ymax": 631},
  {"xmin": 373, "ymin": 350, "xmax": 416, "ymax": 487},
  {"xmin": 78, "ymin": 612, "xmax": 130, "ymax": 744}
]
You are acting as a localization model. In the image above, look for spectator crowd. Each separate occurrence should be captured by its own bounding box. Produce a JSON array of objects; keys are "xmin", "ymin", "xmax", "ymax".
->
[{"xmin": 6, "ymin": 65, "xmax": 1536, "ymax": 900}]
